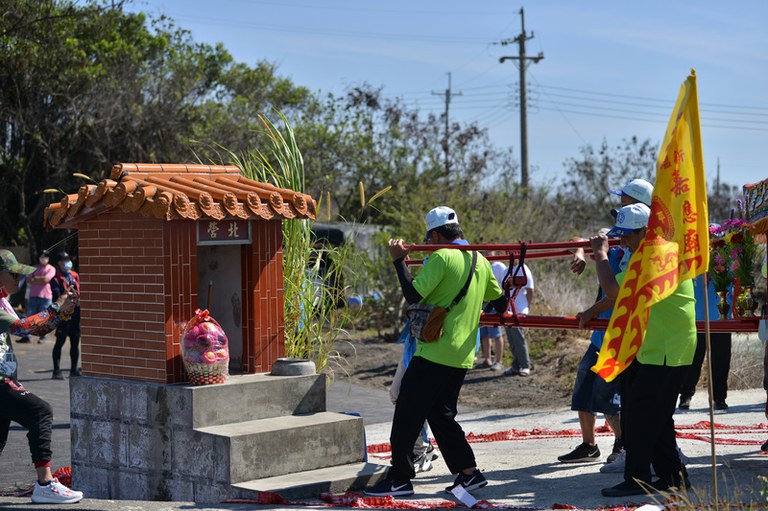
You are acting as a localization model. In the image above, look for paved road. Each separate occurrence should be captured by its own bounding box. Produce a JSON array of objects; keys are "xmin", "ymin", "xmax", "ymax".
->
[{"xmin": 2, "ymin": 336, "xmax": 767, "ymax": 510}]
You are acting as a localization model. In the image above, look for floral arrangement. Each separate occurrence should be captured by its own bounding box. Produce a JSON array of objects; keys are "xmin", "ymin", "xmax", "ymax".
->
[
  {"xmin": 708, "ymin": 229, "xmax": 731, "ymax": 293},
  {"xmin": 726, "ymin": 201, "xmax": 758, "ymax": 288},
  {"xmin": 726, "ymin": 223, "xmax": 757, "ymax": 287},
  {"xmin": 710, "ymin": 204, "xmax": 758, "ymax": 289}
]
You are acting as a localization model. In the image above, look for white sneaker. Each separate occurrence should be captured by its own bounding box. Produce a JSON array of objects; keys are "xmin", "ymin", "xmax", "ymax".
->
[
  {"xmin": 598, "ymin": 451, "xmax": 656, "ymax": 475},
  {"xmin": 31, "ymin": 478, "xmax": 84, "ymax": 504},
  {"xmin": 599, "ymin": 448, "xmax": 686, "ymax": 476},
  {"xmin": 414, "ymin": 453, "xmax": 433, "ymax": 473},
  {"xmin": 414, "ymin": 444, "xmax": 440, "ymax": 473},
  {"xmin": 599, "ymin": 450, "xmax": 625, "ymax": 473}
]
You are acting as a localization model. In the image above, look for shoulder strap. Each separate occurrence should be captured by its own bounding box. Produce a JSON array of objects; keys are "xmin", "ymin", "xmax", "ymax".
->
[{"xmin": 447, "ymin": 251, "xmax": 477, "ymax": 311}]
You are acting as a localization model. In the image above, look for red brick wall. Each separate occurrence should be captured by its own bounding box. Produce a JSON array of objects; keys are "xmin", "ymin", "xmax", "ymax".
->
[
  {"xmin": 78, "ymin": 211, "xmax": 285, "ymax": 383},
  {"xmin": 163, "ymin": 221, "xmax": 198, "ymax": 383},
  {"xmin": 78, "ymin": 212, "xmax": 169, "ymax": 383},
  {"xmin": 242, "ymin": 220, "xmax": 285, "ymax": 372}
]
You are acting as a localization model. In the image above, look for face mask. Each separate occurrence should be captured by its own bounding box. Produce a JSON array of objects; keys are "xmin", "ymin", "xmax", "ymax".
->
[{"xmin": 63, "ymin": 261, "xmax": 73, "ymax": 271}]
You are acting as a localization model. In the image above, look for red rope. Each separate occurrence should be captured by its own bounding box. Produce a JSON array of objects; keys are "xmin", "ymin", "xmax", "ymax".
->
[
  {"xmin": 52, "ymin": 466, "xmax": 72, "ymax": 487},
  {"xmin": 227, "ymin": 492, "xmax": 495, "ymax": 509},
  {"xmin": 227, "ymin": 491, "xmax": 678, "ymax": 510},
  {"xmin": 367, "ymin": 422, "xmax": 768, "ymax": 455}
]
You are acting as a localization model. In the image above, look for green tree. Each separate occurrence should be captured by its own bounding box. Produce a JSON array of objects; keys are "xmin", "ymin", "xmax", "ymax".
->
[
  {"xmin": 708, "ymin": 179, "xmax": 741, "ymax": 224},
  {"xmin": 0, "ymin": 0, "xmax": 311, "ymax": 254},
  {"xmin": 294, "ymin": 84, "xmax": 519, "ymax": 243},
  {"xmin": 555, "ymin": 137, "xmax": 657, "ymax": 235}
]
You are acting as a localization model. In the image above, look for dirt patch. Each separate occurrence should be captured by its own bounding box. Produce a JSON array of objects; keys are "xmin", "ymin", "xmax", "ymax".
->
[{"xmin": 333, "ymin": 328, "xmax": 590, "ymax": 410}]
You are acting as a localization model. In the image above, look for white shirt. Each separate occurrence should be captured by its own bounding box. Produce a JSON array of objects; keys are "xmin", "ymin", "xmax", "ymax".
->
[{"xmin": 490, "ymin": 261, "xmax": 534, "ymax": 315}]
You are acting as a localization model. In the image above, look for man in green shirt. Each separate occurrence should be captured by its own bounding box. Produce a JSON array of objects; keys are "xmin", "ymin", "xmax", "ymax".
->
[
  {"xmin": 364, "ymin": 207, "xmax": 506, "ymax": 498},
  {"xmin": 580, "ymin": 204, "xmax": 695, "ymax": 497}
]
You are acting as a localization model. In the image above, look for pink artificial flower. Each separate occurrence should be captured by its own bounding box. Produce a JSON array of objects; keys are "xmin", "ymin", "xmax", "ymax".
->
[{"xmin": 709, "ymin": 224, "xmax": 726, "ymax": 236}]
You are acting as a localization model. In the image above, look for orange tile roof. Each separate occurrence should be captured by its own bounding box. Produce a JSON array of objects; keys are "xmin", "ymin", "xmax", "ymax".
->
[{"xmin": 44, "ymin": 163, "xmax": 316, "ymax": 229}]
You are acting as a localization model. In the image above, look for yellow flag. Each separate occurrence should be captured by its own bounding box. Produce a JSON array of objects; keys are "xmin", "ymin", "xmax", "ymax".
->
[{"xmin": 592, "ymin": 70, "xmax": 710, "ymax": 382}]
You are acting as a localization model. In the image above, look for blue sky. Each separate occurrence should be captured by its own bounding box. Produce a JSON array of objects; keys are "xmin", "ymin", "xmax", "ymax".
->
[{"xmin": 126, "ymin": 0, "xmax": 768, "ymax": 190}]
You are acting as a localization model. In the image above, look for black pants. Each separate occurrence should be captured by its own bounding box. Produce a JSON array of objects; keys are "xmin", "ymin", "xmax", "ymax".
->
[
  {"xmin": 679, "ymin": 332, "xmax": 731, "ymax": 401},
  {"xmin": 0, "ymin": 378, "xmax": 53, "ymax": 464},
  {"xmin": 389, "ymin": 356, "xmax": 475, "ymax": 481},
  {"xmin": 622, "ymin": 360, "xmax": 688, "ymax": 486},
  {"xmin": 52, "ymin": 318, "xmax": 80, "ymax": 372}
]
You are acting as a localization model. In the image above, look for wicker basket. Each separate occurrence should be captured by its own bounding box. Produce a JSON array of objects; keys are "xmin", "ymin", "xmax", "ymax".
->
[{"xmin": 184, "ymin": 361, "xmax": 228, "ymax": 385}]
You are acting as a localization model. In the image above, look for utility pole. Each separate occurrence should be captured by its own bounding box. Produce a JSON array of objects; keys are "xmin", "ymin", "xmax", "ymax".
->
[
  {"xmin": 716, "ymin": 156, "xmax": 721, "ymax": 199},
  {"xmin": 499, "ymin": 8, "xmax": 543, "ymax": 192},
  {"xmin": 432, "ymin": 72, "xmax": 462, "ymax": 174}
]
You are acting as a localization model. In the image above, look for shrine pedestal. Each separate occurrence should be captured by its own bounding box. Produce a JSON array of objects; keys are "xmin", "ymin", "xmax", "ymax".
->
[{"xmin": 70, "ymin": 373, "xmax": 378, "ymax": 502}]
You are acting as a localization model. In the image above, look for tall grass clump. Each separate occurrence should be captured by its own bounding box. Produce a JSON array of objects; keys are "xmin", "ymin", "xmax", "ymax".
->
[
  {"xmin": 226, "ymin": 113, "xmax": 337, "ymax": 371},
  {"xmin": 227, "ymin": 112, "xmax": 390, "ymax": 374}
]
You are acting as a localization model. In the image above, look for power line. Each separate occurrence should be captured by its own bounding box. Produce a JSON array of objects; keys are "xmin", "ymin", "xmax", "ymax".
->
[
  {"xmin": 527, "ymin": 71, "xmax": 587, "ymax": 145},
  {"xmin": 385, "ymin": 79, "xmax": 768, "ymax": 129},
  {"xmin": 534, "ymin": 106, "xmax": 768, "ymax": 132},
  {"xmin": 169, "ymin": 14, "xmax": 491, "ymax": 45},
  {"xmin": 222, "ymin": 0, "xmax": 512, "ymax": 16},
  {"xmin": 536, "ymin": 83, "xmax": 768, "ymax": 111}
]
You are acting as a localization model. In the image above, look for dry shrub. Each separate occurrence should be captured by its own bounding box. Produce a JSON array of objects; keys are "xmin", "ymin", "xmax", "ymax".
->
[
  {"xmin": 690, "ymin": 333, "xmax": 764, "ymax": 392},
  {"xmin": 728, "ymin": 333, "xmax": 764, "ymax": 391}
]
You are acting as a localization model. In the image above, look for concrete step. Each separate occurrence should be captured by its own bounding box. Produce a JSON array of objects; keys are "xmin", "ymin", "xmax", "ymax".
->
[
  {"xmin": 196, "ymin": 411, "xmax": 366, "ymax": 482},
  {"xmin": 186, "ymin": 373, "xmax": 326, "ymax": 428},
  {"xmin": 231, "ymin": 462, "xmax": 389, "ymax": 500}
]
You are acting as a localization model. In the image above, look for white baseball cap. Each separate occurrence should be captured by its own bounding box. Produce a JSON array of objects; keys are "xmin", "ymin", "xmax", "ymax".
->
[
  {"xmin": 606, "ymin": 203, "xmax": 651, "ymax": 237},
  {"xmin": 425, "ymin": 206, "xmax": 459, "ymax": 232},
  {"xmin": 609, "ymin": 178, "xmax": 654, "ymax": 207}
]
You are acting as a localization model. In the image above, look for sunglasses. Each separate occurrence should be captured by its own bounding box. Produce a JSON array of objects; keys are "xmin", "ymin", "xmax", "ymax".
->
[{"xmin": 3, "ymin": 271, "xmax": 21, "ymax": 280}]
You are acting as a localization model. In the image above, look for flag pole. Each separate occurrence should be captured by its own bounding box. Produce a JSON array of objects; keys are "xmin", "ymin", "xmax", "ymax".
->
[{"xmin": 702, "ymin": 272, "xmax": 719, "ymax": 508}]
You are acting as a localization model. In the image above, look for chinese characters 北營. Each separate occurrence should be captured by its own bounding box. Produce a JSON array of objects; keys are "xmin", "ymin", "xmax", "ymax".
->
[{"xmin": 207, "ymin": 221, "xmax": 218, "ymax": 238}]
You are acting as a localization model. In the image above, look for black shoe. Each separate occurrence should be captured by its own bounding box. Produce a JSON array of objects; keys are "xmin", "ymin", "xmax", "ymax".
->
[
  {"xmin": 652, "ymin": 477, "xmax": 691, "ymax": 492},
  {"xmin": 761, "ymin": 439, "xmax": 768, "ymax": 452},
  {"xmin": 17, "ymin": 336, "xmax": 31, "ymax": 344},
  {"xmin": 363, "ymin": 478, "xmax": 414, "ymax": 497},
  {"xmin": 678, "ymin": 395, "xmax": 692, "ymax": 409},
  {"xmin": 445, "ymin": 469, "xmax": 488, "ymax": 493},
  {"xmin": 70, "ymin": 368, "xmax": 82, "ymax": 378},
  {"xmin": 714, "ymin": 400, "xmax": 728, "ymax": 410},
  {"xmin": 601, "ymin": 480, "xmax": 655, "ymax": 497},
  {"xmin": 52, "ymin": 370, "xmax": 64, "ymax": 380},
  {"xmin": 558, "ymin": 442, "xmax": 600, "ymax": 463}
]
